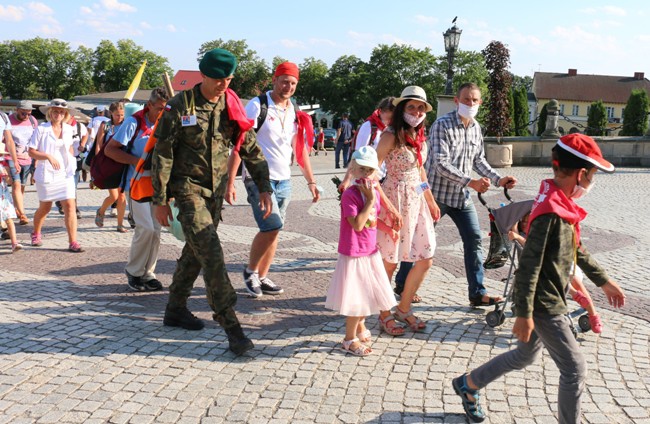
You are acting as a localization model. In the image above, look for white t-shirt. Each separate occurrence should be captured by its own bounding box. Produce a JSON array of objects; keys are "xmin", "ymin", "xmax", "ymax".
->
[
  {"xmin": 71, "ymin": 121, "xmax": 88, "ymax": 156},
  {"xmin": 244, "ymin": 91, "xmax": 297, "ymax": 181},
  {"xmin": 356, "ymin": 120, "xmax": 387, "ymax": 179},
  {"xmin": 88, "ymin": 115, "xmax": 110, "ymax": 141}
]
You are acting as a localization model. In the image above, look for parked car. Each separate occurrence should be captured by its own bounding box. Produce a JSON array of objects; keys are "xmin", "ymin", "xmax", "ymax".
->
[{"xmin": 322, "ymin": 128, "xmax": 337, "ymax": 149}]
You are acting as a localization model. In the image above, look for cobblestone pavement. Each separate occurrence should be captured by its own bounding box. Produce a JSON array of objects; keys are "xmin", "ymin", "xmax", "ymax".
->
[{"xmin": 0, "ymin": 156, "xmax": 648, "ymax": 423}]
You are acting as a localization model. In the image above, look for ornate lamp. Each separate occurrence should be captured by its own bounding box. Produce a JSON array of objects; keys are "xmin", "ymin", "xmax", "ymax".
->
[{"xmin": 443, "ymin": 23, "xmax": 462, "ymax": 95}]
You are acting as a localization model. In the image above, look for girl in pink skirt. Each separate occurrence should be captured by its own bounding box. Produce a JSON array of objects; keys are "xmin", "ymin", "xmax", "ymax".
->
[{"xmin": 325, "ymin": 146, "xmax": 399, "ymax": 357}]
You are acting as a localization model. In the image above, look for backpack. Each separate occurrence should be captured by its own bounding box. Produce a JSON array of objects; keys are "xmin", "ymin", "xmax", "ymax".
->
[
  {"xmin": 254, "ymin": 93, "xmax": 299, "ymax": 133},
  {"xmin": 90, "ymin": 111, "xmax": 147, "ymax": 190}
]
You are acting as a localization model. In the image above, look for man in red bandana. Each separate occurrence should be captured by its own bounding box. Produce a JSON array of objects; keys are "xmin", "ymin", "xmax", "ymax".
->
[
  {"xmin": 226, "ymin": 61, "xmax": 319, "ymax": 299},
  {"xmin": 452, "ymin": 133, "xmax": 626, "ymax": 424},
  {"xmin": 152, "ymin": 48, "xmax": 272, "ymax": 356}
]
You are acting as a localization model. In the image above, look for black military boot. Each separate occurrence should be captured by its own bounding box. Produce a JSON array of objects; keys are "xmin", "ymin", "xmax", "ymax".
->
[
  {"xmin": 214, "ymin": 308, "xmax": 254, "ymax": 355},
  {"xmin": 163, "ymin": 305, "xmax": 205, "ymax": 331},
  {"xmin": 224, "ymin": 324, "xmax": 254, "ymax": 356}
]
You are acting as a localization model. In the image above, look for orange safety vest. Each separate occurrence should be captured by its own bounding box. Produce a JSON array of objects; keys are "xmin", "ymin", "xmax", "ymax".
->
[{"xmin": 129, "ymin": 111, "xmax": 163, "ymax": 203}]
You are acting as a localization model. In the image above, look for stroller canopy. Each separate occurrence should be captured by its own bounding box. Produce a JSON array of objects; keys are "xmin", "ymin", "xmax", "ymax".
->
[{"xmin": 491, "ymin": 199, "xmax": 535, "ymax": 235}]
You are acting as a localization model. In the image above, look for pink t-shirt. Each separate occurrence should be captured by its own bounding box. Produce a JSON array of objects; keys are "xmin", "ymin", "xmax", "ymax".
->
[
  {"xmin": 338, "ymin": 186, "xmax": 380, "ymax": 257},
  {"xmin": 8, "ymin": 114, "xmax": 38, "ymax": 166}
]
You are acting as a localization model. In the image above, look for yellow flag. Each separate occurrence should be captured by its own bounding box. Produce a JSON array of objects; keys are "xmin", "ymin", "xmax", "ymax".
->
[{"xmin": 124, "ymin": 60, "xmax": 147, "ymax": 101}]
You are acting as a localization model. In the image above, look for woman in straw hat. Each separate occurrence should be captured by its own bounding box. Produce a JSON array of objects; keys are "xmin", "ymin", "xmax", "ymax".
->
[
  {"xmin": 28, "ymin": 99, "xmax": 84, "ymax": 252},
  {"xmin": 375, "ymin": 86, "xmax": 440, "ymax": 333}
]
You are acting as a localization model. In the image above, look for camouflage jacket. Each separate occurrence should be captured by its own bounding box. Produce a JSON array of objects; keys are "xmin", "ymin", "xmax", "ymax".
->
[{"xmin": 152, "ymin": 84, "xmax": 271, "ymax": 205}]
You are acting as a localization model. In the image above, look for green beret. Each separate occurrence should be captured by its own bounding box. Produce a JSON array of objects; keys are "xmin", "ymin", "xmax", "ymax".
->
[{"xmin": 199, "ymin": 48, "xmax": 237, "ymax": 79}]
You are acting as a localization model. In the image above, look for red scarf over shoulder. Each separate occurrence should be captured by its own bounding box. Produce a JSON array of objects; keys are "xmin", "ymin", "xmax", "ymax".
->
[
  {"xmin": 226, "ymin": 88, "xmax": 254, "ymax": 154},
  {"xmin": 405, "ymin": 127, "xmax": 426, "ymax": 167},
  {"xmin": 528, "ymin": 179, "xmax": 587, "ymax": 245}
]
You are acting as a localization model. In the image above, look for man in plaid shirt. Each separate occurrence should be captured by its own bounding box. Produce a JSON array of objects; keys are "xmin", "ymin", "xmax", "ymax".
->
[{"xmin": 424, "ymin": 82, "xmax": 517, "ymax": 307}]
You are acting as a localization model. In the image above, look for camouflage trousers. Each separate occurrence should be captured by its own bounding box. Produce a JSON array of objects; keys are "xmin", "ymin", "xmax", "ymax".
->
[{"xmin": 167, "ymin": 193, "xmax": 238, "ymax": 327}]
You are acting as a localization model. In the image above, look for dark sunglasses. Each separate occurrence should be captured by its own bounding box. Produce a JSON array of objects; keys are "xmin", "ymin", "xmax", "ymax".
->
[{"xmin": 50, "ymin": 100, "xmax": 67, "ymax": 107}]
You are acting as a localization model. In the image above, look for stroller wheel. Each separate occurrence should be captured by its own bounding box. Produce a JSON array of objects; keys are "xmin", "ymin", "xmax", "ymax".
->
[
  {"xmin": 486, "ymin": 311, "xmax": 503, "ymax": 328},
  {"xmin": 578, "ymin": 314, "xmax": 591, "ymax": 332}
]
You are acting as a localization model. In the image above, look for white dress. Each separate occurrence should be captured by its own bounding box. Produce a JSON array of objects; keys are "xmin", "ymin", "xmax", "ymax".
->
[{"xmin": 29, "ymin": 123, "xmax": 76, "ymax": 202}]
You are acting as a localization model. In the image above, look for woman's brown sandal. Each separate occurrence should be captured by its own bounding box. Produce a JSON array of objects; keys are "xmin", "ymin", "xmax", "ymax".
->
[
  {"xmin": 393, "ymin": 307, "xmax": 427, "ymax": 332},
  {"xmin": 379, "ymin": 314, "xmax": 405, "ymax": 336}
]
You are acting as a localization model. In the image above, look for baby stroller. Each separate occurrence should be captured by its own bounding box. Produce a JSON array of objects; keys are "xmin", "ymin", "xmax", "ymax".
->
[{"xmin": 478, "ymin": 189, "xmax": 592, "ymax": 336}]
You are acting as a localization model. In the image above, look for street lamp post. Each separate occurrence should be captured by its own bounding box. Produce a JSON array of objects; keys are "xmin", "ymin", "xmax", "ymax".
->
[{"xmin": 443, "ymin": 23, "xmax": 462, "ymax": 95}]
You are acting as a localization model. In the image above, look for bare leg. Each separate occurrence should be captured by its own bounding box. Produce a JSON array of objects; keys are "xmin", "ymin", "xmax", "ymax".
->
[
  {"xmin": 32, "ymin": 201, "xmax": 53, "ymax": 234},
  {"xmin": 396, "ymin": 258, "xmax": 432, "ymax": 328},
  {"xmin": 60, "ymin": 198, "xmax": 78, "ymax": 244},
  {"xmin": 248, "ymin": 230, "xmax": 280, "ymax": 277}
]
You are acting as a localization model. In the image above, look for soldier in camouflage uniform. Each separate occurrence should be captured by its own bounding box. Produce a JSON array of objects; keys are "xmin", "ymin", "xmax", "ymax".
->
[{"xmin": 152, "ymin": 48, "xmax": 273, "ymax": 355}]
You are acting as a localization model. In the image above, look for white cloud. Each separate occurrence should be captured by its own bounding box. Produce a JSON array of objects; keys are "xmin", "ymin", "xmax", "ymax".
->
[
  {"xmin": 581, "ymin": 5, "xmax": 626, "ymax": 16},
  {"xmin": 140, "ymin": 21, "xmax": 152, "ymax": 29},
  {"xmin": 0, "ymin": 5, "xmax": 24, "ymax": 21},
  {"xmin": 280, "ymin": 39, "xmax": 306, "ymax": 49},
  {"xmin": 27, "ymin": 2, "xmax": 53, "ymax": 15},
  {"xmin": 100, "ymin": 0, "xmax": 136, "ymax": 13},
  {"xmin": 84, "ymin": 18, "xmax": 142, "ymax": 36},
  {"xmin": 37, "ymin": 23, "xmax": 63, "ymax": 36},
  {"xmin": 601, "ymin": 6, "xmax": 626, "ymax": 16},
  {"xmin": 308, "ymin": 38, "xmax": 336, "ymax": 47},
  {"xmin": 415, "ymin": 15, "xmax": 437, "ymax": 25},
  {"xmin": 165, "ymin": 24, "xmax": 176, "ymax": 32},
  {"xmin": 80, "ymin": 6, "xmax": 93, "ymax": 15}
]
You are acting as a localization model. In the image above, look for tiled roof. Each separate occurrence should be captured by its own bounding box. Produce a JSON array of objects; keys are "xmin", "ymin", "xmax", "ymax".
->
[
  {"xmin": 532, "ymin": 70, "xmax": 650, "ymax": 104},
  {"xmin": 171, "ymin": 70, "xmax": 202, "ymax": 91}
]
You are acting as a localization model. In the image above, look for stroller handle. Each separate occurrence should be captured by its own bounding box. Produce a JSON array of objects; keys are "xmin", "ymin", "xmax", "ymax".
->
[{"xmin": 477, "ymin": 187, "xmax": 513, "ymax": 206}]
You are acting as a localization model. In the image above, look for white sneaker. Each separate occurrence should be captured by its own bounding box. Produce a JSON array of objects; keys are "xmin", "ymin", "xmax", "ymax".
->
[{"xmin": 110, "ymin": 208, "xmax": 118, "ymax": 217}]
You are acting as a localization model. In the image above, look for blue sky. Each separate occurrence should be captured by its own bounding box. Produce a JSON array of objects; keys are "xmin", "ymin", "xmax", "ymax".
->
[{"xmin": 2, "ymin": 0, "xmax": 650, "ymax": 79}]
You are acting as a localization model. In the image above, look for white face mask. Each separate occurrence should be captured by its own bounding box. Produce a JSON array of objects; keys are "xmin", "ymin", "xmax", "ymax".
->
[
  {"xmin": 570, "ymin": 174, "xmax": 595, "ymax": 200},
  {"xmin": 458, "ymin": 103, "xmax": 480, "ymax": 119},
  {"xmin": 403, "ymin": 112, "xmax": 425, "ymax": 128}
]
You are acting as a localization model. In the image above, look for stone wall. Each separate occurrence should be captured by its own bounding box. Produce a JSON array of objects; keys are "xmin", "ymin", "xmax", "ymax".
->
[{"xmin": 484, "ymin": 136, "xmax": 650, "ymax": 167}]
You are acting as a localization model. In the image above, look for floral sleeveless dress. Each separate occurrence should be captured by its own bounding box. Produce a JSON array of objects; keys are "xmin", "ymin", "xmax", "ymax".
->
[{"xmin": 377, "ymin": 145, "xmax": 435, "ymax": 264}]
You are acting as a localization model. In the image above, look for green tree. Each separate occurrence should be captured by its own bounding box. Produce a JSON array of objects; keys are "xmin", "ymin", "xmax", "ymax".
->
[
  {"xmin": 197, "ymin": 39, "xmax": 269, "ymax": 98},
  {"xmin": 619, "ymin": 89, "xmax": 649, "ymax": 136},
  {"xmin": 320, "ymin": 55, "xmax": 369, "ymax": 122},
  {"xmin": 295, "ymin": 57, "xmax": 328, "ymax": 106},
  {"xmin": 482, "ymin": 41, "xmax": 512, "ymax": 139},
  {"xmin": 537, "ymin": 102, "xmax": 548, "ymax": 136},
  {"xmin": 511, "ymin": 74, "xmax": 533, "ymax": 91},
  {"xmin": 0, "ymin": 38, "xmax": 95, "ymax": 99},
  {"xmin": 93, "ymin": 39, "xmax": 172, "ymax": 93},
  {"xmin": 366, "ymin": 44, "xmax": 442, "ymax": 119},
  {"xmin": 0, "ymin": 40, "xmax": 40, "ymax": 99},
  {"xmin": 61, "ymin": 46, "xmax": 95, "ymax": 99},
  {"xmin": 586, "ymin": 100, "xmax": 607, "ymax": 136},
  {"xmin": 436, "ymin": 50, "xmax": 489, "ymax": 96},
  {"xmin": 513, "ymin": 86, "xmax": 530, "ymax": 136}
]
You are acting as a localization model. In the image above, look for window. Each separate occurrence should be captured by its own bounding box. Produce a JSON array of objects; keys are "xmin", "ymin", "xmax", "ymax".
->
[
  {"xmin": 606, "ymin": 107, "xmax": 615, "ymax": 118},
  {"xmin": 572, "ymin": 105, "xmax": 579, "ymax": 116},
  {"xmin": 559, "ymin": 104, "xmax": 565, "ymax": 114},
  {"xmin": 587, "ymin": 105, "xmax": 591, "ymax": 115},
  {"xmin": 180, "ymin": 79, "xmax": 187, "ymax": 86}
]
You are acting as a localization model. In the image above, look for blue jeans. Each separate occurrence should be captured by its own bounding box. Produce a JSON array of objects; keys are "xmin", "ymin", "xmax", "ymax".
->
[
  {"xmin": 438, "ymin": 200, "xmax": 487, "ymax": 299},
  {"xmin": 334, "ymin": 142, "xmax": 349, "ymax": 168},
  {"xmin": 245, "ymin": 179, "xmax": 292, "ymax": 232},
  {"xmin": 394, "ymin": 261, "xmax": 413, "ymax": 294}
]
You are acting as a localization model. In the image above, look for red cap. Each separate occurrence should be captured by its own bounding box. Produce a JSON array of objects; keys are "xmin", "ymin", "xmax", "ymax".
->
[
  {"xmin": 274, "ymin": 62, "xmax": 299, "ymax": 80},
  {"xmin": 556, "ymin": 133, "xmax": 614, "ymax": 173}
]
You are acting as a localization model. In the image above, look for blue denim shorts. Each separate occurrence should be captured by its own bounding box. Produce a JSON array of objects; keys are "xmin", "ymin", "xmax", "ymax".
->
[
  {"xmin": 245, "ymin": 179, "xmax": 291, "ymax": 232},
  {"xmin": 7, "ymin": 159, "xmax": 33, "ymax": 185}
]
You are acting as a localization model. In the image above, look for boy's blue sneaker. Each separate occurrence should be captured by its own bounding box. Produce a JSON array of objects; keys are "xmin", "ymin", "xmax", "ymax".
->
[{"xmin": 452, "ymin": 374, "xmax": 486, "ymax": 423}]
